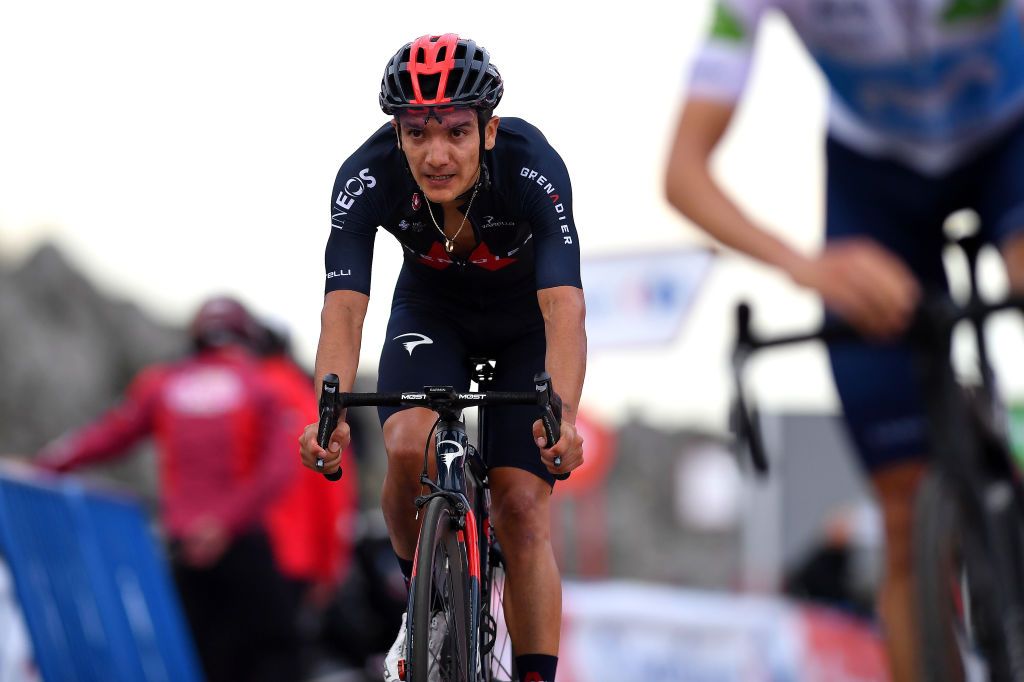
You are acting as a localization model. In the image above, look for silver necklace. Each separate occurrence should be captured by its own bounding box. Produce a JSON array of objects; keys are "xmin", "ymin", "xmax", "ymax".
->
[{"xmin": 424, "ymin": 179, "xmax": 480, "ymax": 253}]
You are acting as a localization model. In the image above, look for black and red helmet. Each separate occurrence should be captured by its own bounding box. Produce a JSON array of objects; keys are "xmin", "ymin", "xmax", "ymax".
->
[{"xmin": 379, "ymin": 34, "xmax": 503, "ymax": 115}]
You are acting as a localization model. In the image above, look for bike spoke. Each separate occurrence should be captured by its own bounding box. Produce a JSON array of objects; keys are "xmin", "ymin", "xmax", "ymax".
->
[{"xmin": 482, "ymin": 563, "xmax": 514, "ymax": 681}]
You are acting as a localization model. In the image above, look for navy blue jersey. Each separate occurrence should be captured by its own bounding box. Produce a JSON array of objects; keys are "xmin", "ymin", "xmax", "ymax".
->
[{"xmin": 325, "ymin": 117, "xmax": 581, "ymax": 301}]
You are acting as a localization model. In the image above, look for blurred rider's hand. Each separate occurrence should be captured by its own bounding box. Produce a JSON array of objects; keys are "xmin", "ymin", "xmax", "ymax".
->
[{"xmin": 789, "ymin": 238, "xmax": 921, "ymax": 339}]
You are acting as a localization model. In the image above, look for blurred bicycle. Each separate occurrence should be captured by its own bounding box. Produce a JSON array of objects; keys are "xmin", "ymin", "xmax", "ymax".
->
[{"xmin": 732, "ymin": 236, "xmax": 1024, "ymax": 681}]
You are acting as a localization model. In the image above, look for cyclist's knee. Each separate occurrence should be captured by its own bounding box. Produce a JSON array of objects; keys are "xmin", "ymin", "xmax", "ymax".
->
[
  {"xmin": 491, "ymin": 486, "xmax": 550, "ymax": 551},
  {"xmin": 382, "ymin": 408, "xmax": 437, "ymax": 470},
  {"xmin": 871, "ymin": 460, "xmax": 927, "ymax": 573}
]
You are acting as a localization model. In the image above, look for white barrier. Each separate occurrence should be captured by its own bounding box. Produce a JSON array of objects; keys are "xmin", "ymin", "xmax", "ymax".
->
[
  {"xmin": 0, "ymin": 556, "xmax": 40, "ymax": 682},
  {"xmin": 557, "ymin": 581, "xmax": 888, "ymax": 682}
]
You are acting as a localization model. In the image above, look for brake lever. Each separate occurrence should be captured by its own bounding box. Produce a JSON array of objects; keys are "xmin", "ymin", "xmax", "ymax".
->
[{"xmin": 316, "ymin": 374, "xmax": 343, "ymax": 482}]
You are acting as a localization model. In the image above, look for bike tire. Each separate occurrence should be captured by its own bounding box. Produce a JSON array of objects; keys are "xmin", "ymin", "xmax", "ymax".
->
[
  {"xmin": 480, "ymin": 540, "xmax": 516, "ymax": 682},
  {"xmin": 409, "ymin": 496, "xmax": 473, "ymax": 682},
  {"xmin": 914, "ymin": 470, "xmax": 1016, "ymax": 682}
]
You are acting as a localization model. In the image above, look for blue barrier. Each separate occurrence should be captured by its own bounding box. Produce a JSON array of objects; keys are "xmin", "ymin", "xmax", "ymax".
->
[{"xmin": 0, "ymin": 469, "xmax": 203, "ymax": 682}]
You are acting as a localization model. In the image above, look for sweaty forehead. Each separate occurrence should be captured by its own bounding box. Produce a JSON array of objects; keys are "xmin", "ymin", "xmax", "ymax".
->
[{"xmin": 398, "ymin": 108, "xmax": 477, "ymax": 129}]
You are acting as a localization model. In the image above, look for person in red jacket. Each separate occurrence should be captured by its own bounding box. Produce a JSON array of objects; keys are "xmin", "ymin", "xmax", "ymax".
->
[
  {"xmin": 36, "ymin": 296, "xmax": 301, "ymax": 682},
  {"xmin": 256, "ymin": 319, "xmax": 359, "ymax": 648}
]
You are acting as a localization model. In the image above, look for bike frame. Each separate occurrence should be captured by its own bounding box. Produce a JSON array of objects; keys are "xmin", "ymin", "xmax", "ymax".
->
[
  {"xmin": 418, "ymin": 399, "xmax": 486, "ymax": 674},
  {"xmin": 415, "ymin": 358, "xmax": 515, "ymax": 679}
]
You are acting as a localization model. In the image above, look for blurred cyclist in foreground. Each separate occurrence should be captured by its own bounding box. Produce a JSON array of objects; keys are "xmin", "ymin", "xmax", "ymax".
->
[
  {"xmin": 37, "ymin": 296, "xmax": 300, "ymax": 682},
  {"xmin": 665, "ymin": 2, "xmax": 1024, "ymax": 679}
]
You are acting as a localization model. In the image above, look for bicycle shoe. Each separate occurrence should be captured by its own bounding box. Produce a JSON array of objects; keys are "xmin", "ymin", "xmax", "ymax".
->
[{"xmin": 383, "ymin": 612, "xmax": 408, "ymax": 681}]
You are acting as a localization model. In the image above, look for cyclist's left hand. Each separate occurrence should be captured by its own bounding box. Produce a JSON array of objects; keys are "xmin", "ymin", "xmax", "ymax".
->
[{"xmin": 533, "ymin": 419, "xmax": 584, "ymax": 475}]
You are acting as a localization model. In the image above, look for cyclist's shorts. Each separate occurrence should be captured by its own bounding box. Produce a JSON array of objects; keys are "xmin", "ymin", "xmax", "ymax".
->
[
  {"xmin": 825, "ymin": 117, "xmax": 1024, "ymax": 473},
  {"xmin": 376, "ymin": 290, "xmax": 555, "ymax": 486}
]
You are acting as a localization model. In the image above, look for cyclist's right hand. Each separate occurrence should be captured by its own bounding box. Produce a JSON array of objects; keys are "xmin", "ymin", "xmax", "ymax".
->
[
  {"xmin": 789, "ymin": 237, "xmax": 920, "ymax": 339},
  {"xmin": 298, "ymin": 420, "xmax": 350, "ymax": 475}
]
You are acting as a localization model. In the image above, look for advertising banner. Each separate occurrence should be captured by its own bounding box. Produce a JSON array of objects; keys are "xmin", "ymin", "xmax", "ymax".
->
[{"xmin": 582, "ymin": 249, "xmax": 714, "ymax": 350}]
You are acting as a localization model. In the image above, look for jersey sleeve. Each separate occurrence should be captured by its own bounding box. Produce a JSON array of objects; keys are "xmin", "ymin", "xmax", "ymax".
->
[
  {"xmin": 687, "ymin": 0, "xmax": 767, "ymax": 103},
  {"xmin": 36, "ymin": 367, "xmax": 162, "ymax": 471},
  {"xmin": 325, "ymin": 156, "xmax": 383, "ymax": 296},
  {"xmin": 517, "ymin": 143, "xmax": 582, "ymax": 290}
]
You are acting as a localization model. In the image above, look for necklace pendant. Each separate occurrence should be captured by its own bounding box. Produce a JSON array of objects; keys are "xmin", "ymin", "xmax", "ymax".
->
[{"xmin": 445, "ymin": 239, "xmax": 454, "ymax": 253}]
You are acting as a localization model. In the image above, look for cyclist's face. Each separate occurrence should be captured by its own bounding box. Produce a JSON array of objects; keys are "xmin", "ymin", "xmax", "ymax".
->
[{"xmin": 395, "ymin": 109, "xmax": 498, "ymax": 206}]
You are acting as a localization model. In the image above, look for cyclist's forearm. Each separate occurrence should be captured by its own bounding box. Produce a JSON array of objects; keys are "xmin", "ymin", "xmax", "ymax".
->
[
  {"xmin": 314, "ymin": 290, "xmax": 369, "ymax": 399},
  {"xmin": 669, "ymin": 156, "xmax": 807, "ymax": 276},
  {"xmin": 665, "ymin": 98, "xmax": 808, "ymax": 279},
  {"xmin": 538, "ymin": 286, "xmax": 586, "ymax": 425}
]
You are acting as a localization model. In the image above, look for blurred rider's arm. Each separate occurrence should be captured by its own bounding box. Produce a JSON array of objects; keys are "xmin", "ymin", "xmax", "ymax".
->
[
  {"xmin": 36, "ymin": 367, "xmax": 162, "ymax": 472},
  {"xmin": 664, "ymin": 1, "xmax": 918, "ymax": 338}
]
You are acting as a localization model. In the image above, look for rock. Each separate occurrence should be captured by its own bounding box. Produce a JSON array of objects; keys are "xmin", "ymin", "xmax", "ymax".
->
[{"xmin": 0, "ymin": 243, "xmax": 187, "ymax": 505}]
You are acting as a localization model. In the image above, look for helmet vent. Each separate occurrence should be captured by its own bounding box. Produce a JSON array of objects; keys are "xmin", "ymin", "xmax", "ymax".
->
[{"xmin": 419, "ymin": 73, "xmax": 442, "ymax": 100}]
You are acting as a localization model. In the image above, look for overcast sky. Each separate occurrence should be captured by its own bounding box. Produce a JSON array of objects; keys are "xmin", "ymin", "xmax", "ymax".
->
[{"xmin": 3, "ymin": 1, "xmax": 1021, "ymax": 433}]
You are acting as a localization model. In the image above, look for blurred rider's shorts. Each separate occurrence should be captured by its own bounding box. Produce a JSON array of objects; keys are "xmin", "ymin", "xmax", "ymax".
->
[{"xmin": 824, "ymin": 117, "xmax": 1024, "ymax": 473}]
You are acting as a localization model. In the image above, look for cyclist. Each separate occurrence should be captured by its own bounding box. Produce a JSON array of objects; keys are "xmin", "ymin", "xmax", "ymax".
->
[
  {"xmin": 297, "ymin": 34, "xmax": 586, "ymax": 682},
  {"xmin": 35, "ymin": 296, "xmax": 302, "ymax": 682},
  {"xmin": 665, "ymin": 2, "xmax": 1024, "ymax": 680}
]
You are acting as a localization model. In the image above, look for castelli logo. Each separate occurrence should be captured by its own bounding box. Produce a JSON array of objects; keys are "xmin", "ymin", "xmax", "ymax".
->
[{"xmin": 411, "ymin": 193, "xmax": 421, "ymax": 211}]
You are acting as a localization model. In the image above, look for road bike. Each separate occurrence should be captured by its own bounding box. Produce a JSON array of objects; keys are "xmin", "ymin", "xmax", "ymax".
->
[
  {"xmin": 732, "ymin": 236, "xmax": 1024, "ymax": 681},
  {"xmin": 316, "ymin": 359, "xmax": 562, "ymax": 682}
]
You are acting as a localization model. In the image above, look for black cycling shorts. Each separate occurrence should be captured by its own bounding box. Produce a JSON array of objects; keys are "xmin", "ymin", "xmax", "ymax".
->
[
  {"xmin": 376, "ymin": 292, "xmax": 554, "ymax": 486},
  {"xmin": 825, "ymin": 117, "xmax": 1024, "ymax": 473}
]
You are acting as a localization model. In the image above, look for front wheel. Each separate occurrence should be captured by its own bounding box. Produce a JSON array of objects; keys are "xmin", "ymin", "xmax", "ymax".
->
[
  {"xmin": 409, "ymin": 497, "xmax": 473, "ymax": 682},
  {"xmin": 914, "ymin": 471, "xmax": 1022, "ymax": 682}
]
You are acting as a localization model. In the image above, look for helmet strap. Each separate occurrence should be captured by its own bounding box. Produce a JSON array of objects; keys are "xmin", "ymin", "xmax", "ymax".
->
[
  {"xmin": 394, "ymin": 119, "xmax": 413, "ymax": 176},
  {"xmin": 477, "ymin": 110, "xmax": 491, "ymax": 190}
]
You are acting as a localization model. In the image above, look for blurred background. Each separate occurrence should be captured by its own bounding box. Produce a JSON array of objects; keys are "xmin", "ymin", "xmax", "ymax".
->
[{"xmin": 4, "ymin": 1, "xmax": 1024, "ymax": 681}]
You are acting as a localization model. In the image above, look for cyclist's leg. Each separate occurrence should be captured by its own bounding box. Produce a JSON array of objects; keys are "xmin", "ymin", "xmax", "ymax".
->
[
  {"xmin": 824, "ymin": 137, "xmax": 955, "ymax": 682},
  {"xmin": 488, "ymin": 470, "xmax": 560, "ymax": 657},
  {"xmin": 871, "ymin": 461, "xmax": 929, "ymax": 680},
  {"xmin": 378, "ymin": 300, "xmax": 472, "ymax": 681},
  {"xmin": 484, "ymin": 324, "xmax": 561, "ymax": 680},
  {"xmin": 377, "ymin": 300, "xmax": 470, "ymax": 568}
]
